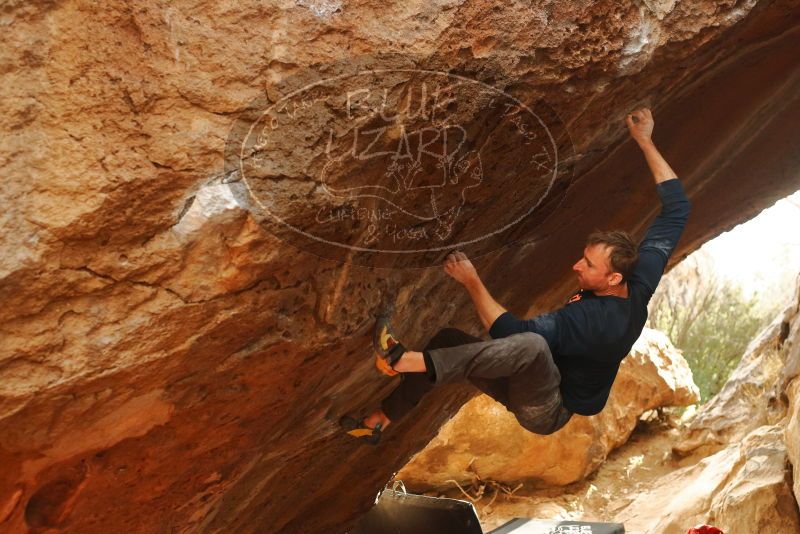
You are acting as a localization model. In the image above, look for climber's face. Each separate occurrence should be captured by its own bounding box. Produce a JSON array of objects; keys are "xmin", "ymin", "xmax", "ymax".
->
[{"xmin": 572, "ymin": 244, "xmax": 620, "ymax": 291}]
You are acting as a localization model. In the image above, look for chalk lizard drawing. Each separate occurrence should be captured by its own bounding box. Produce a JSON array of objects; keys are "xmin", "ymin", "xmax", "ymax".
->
[{"xmin": 319, "ymin": 124, "xmax": 483, "ymax": 241}]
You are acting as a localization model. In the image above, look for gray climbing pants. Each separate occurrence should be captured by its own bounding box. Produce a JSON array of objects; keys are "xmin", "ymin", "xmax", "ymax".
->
[{"xmin": 380, "ymin": 327, "xmax": 574, "ymax": 435}]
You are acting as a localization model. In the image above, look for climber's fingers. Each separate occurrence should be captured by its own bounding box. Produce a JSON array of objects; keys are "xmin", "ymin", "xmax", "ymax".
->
[
  {"xmin": 628, "ymin": 107, "xmax": 651, "ymax": 122},
  {"xmin": 444, "ymin": 252, "xmax": 457, "ymax": 269}
]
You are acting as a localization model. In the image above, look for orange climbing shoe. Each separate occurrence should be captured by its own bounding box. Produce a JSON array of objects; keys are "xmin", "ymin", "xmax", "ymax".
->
[
  {"xmin": 373, "ymin": 312, "xmax": 407, "ymax": 376},
  {"xmin": 340, "ymin": 415, "xmax": 382, "ymax": 445}
]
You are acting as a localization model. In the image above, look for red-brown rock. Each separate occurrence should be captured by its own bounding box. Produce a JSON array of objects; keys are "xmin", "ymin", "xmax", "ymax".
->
[{"xmin": 1, "ymin": 1, "xmax": 800, "ymax": 532}]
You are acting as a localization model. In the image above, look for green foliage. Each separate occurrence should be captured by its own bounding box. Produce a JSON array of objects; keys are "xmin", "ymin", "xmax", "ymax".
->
[{"xmin": 646, "ymin": 251, "xmax": 770, "ymax": 403}]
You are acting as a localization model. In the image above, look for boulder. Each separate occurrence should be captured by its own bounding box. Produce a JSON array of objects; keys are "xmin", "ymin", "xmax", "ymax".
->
[
  {"xmin": 673, "ymin": 309, "xmax": 793, "ymax": 457},
  {"xmin": 781, "ymin": 275, "xmax": 800, "ymax": 512},
  {"xmin": 786, "ymin": 378, "xmax": 800, "ymax": 513},
  {"xmin": 616, "ymin": 424, "xmax": 800, "ymax": 534},
  {"xmin": 614, "ymin": 274, "xmax": 800, "ymax": 531}
]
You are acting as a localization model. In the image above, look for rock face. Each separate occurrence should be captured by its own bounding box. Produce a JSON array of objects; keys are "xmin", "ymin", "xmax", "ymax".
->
[
  {"xmin": 614, "ymin": 277, "xmax": 800, "ymax": 532},
  {"xmin": 396, "ymin": 328, "xmax": 699, "ymax": 489},
  {"xmin": 617, "ymin": 424, "xmax": 800, "ymax": 534},
  {"xmin": 2, "ymin": 1, "xmax": 800, "ymax": 533},
  {"xmin": 781, "ymin": 276, "xmax": 800, "ymax": 511},
  {"xmin": 673, "ymin": 306, "xmax": 791, "ymax": 458}
]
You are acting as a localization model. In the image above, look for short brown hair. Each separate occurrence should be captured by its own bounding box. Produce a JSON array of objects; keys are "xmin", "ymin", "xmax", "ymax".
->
[{"xmin": 585, "ymin": 230, "xmax": 638, "ymax": 282}]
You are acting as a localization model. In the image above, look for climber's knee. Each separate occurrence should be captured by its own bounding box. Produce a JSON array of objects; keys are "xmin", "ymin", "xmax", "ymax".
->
[
  {"xmin": 515, "ymin": 414, "xmax": 558, "ymax": 436},
  {"xmin": 514, "ymin": 406, "xmax": 572, "ymax": 436}
]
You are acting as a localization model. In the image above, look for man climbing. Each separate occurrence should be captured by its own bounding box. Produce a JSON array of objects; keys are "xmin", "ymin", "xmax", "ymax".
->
[{"xmin": 342, "ymin": 107, "xmax": 691, "ymax": 445}]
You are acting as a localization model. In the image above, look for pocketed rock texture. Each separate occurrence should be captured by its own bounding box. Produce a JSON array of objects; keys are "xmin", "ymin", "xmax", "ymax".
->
[
  {"xmin": 2, "ymin": 0, "xmax": 800, "ymax": 533},
  {"xmin": 395, "ymin": 328, "xmax": 699, "ymax": 489}
]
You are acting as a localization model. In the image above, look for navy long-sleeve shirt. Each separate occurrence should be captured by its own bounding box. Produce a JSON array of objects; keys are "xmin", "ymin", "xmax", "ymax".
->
[{"xmin": 489, "ymin": 178, "xmax": 691, "ymax": 415}]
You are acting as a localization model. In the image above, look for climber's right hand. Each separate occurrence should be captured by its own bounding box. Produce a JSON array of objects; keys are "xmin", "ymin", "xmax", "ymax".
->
[
  {"xmin": 444, "ymin": 250, "xmax": 479, "ymax": 287},
  {"xmin": 626, "ymin": 107, "xmax": 654, "ymax": 145}
]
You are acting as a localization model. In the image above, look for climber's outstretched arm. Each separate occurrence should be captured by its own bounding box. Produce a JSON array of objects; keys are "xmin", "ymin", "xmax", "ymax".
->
[
  {"xmin": 625, "ymin": 107, "xmax": 691, "ymax": 297},
  {"xmin": 444, "ymin": 251, "xmax": 507, "ymax": 332},
  {"xmin": 626, "ymin": 107, "xmax": 678, "ymax": 184}
]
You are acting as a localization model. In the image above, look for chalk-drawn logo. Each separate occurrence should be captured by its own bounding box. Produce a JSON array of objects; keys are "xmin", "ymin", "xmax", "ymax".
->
[{"xmin": 225, "ymin": 60, "xmax": 574, "ymax": 267}]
